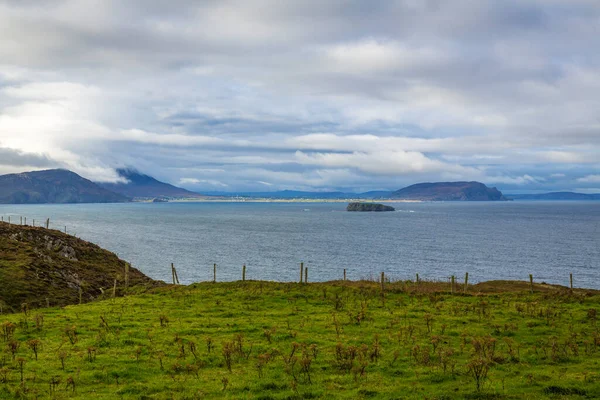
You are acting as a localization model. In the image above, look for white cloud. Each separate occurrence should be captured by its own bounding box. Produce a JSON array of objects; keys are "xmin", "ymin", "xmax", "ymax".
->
[
  {"xmin": 179, "ymin": 178, "xmax": 200, "ymax": 184},
  {"xmin": 577, "ymin": 175, "xmax": 600, "ymax": 183}
]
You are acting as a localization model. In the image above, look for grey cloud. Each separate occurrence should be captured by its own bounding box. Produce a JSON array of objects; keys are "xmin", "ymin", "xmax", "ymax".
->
[
  {"xmin": 0, "ymin": 0, "xmax": 599, "ymax": 191},
  {"xmin": 0, "ymin": 147, "xmax": 57, "ymax": 168}
]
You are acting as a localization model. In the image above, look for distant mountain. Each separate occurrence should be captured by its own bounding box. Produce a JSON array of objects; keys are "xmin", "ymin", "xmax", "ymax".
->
[
  {"xmin": 391, "ymin": 181, "xmax": 507, "ymax": 201},
  {"xmin": 201, "ymin": 190, "xmax": 394, "ymax": 199},
  {"xmin": 99, "ymin": 168, "xmax": 203, "ymax": 199},
  {"xmin": 0, "ymin": 169, "xmax": 130, "ymax": 204},
  {"xmin": 508, "ymin": 192, "xmax": 600, "ymax": 201}
]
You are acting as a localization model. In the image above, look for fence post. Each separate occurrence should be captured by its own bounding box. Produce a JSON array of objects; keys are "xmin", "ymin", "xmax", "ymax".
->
[
  {"xmin": 305, "ymin": 267, "xmax": 308, "ymax": 283},
  {"xmin": 171, "ymin": 263, "xmax": 176, "ymax": 285},
  {"xmin": 214, "ymin": 263, "xmax": 217, "ymax": 283},
  {"xmin": 124, "ymin": 263, "xmax": 130, "ymax": 288},
  {"xmin": 464, "ymin": 272, "xmax": 469, "ymax": 293},
  {"xmin": 343, "ymin": 268, "xmax": 346, "ymax": 281},
  {"xmin": 529, "ymin": 274, "xmax": 533, "ymax": 294},
  {"xmin": 451, "ymin": 275, "xmax": 455, "ymax": 294},
  {"xmin": 416, "ymin": 273, "xmax": 419, "ymax": 285},
  {"xmin": 242, "ymin": 264, "xmax": 246, "ymax": 281},
  {"xmin": 381, "ymin": 272, "xmax": 385, "ymax": 292},
  {"xmin": 46, "ymin": 218, "xmax": 50, "ymax": 229},
  {"xmin": 570, "ymin": 273, "xmax": 573, "ymax": 290},
  {"xmin": 300, "ymin": 262, "xmax": 304, "ymax": 283}
]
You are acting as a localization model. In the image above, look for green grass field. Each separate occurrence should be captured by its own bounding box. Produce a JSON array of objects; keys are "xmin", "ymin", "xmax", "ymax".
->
[{"xmin": 1, "ymin": 280, "xmax": 599, "ymax": 399}]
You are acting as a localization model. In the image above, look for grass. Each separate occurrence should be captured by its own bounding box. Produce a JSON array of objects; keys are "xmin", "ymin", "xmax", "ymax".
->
[{"xmin": 0, "ymin": 280, "xmax": 599, "ymax": 399}]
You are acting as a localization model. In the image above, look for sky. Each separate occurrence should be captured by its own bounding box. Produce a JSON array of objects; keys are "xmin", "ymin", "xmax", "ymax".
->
[{"xmin": 0, "ymin": 0, "xmax": 599, "ymax": 193}]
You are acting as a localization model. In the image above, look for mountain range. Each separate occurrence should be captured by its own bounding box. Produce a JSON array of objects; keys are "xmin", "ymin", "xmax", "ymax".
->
[
  {"xmin": 206, "ymin": 182, "xmax": 507, "ymax": 201},
  {"xmin": 0, "ymin": 169, "xmax": 598, "ymax": 204},
  {"xmin": 98, "ymin": 168, "xmax": 203, "ymax": 199},
  {"xmin": 506, "ymin": 192, "xmax": 600, "ymax": 201}
]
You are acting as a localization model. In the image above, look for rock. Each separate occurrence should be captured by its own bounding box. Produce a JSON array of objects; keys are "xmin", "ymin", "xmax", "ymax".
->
[{"xmin": 347, "ymin": 202, "xmax": 395, "ymax": 212}]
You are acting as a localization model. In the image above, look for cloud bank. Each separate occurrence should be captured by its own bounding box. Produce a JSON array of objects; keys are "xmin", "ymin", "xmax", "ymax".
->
[{"xmin": 0, "ymin": 0, "xmax": 598, "ymax": 192}]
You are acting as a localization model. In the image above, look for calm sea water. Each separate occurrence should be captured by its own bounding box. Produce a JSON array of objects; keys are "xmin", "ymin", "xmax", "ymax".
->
[{"xmin": 0, "ymin": 202, "xmax": 598, "ymax": 288}]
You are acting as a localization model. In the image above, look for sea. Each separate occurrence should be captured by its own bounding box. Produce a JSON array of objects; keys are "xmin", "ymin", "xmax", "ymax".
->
[{"xmin": 0, "ymin": 201, "xmax": 598, "ymax": 288}]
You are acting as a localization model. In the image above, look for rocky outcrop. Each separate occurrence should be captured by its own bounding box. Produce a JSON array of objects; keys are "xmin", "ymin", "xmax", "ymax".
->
[
  {"xmin": 0, "ymin": 222, "xmax": 159, "ymax": 312},
  {"xmin": 347, "ymin": 202, "xmax": 395, "ymax": 212}
]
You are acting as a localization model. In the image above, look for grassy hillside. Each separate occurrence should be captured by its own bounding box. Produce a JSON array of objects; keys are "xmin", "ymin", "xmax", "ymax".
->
[
  {"xmin": 0, "ymin": 279, "xmax": 599, "ymax": 399},
  {"xmin": 0, "ymin": 222, "xmax": 158, "ymax": 312}
]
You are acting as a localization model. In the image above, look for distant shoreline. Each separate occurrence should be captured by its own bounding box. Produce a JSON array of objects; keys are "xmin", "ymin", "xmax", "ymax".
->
[{"xmin": 161, "ymin": 198, "xmax": 423, "ymax": 203}]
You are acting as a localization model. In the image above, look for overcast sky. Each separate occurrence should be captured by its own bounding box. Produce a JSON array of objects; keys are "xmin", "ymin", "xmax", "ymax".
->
[{"xmin": 0, "ymin": 0, "xmax": 599, "ymax": 193}]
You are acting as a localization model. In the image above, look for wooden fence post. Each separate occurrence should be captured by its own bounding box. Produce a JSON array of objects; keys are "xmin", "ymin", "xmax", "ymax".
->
[
  {"xmin": 570, "ymin": 273, "xmax": 573, "ymax": 290},
  {"xmin": 529, "ymin": 274, "xmax": 534, "ymax": 294},
  {"xmin": 300, "ymin": 262, "xmax": 304, "ymax": 283},
  {"xmin": 242, "ymin": 264, "xmax": 246, "ymax": 281},
  {"xmin": 171, "ymin": 263, "xmax": 176, "ymax": 285},
  {"xmin": 214, "ymin": 263, "xmax": 217, "ymax": 283},
  {"xmin": 451, "ymin": 275, "xmax": 455, "ymax": 294},
  {"xmin": 46, "ymin": 218, "xmax": 50, "ymax": 229},
  {"xmin": 305, "ymin": 267, "xmax": 308, "ymax": 283},
  {"xmin": 464, "ymin": 272, "xmax": 469, "ymax": 293},
  {"xmin": 112, "ymin": 279, "xmax": 117, "ymax": 298},
  {"xmin": 381, "ymin": 272, "xmax": 385, "ymax": 292},
  {"xmin": 343, "ymin": 269, "xmax": 346, "ymax": 281},
  {"xmin": 416, "ymin": 273, "xmax": 419, "ymax": 285},
  {"xmin": 124, "ymin": 263, "xmax": 130, "ymax": 288}
]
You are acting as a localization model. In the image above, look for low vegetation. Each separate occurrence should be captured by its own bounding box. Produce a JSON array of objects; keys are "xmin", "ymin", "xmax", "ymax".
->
[
  {"xmin": 0, "ymin": 222, "xmax": 157, "ymax": 312},
  {"xmin": 0, "ymin": 278, "xmax": 599, "ymax": 399}
]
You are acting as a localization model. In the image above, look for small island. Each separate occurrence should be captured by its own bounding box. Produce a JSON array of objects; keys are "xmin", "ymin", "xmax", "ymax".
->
[{"xmin": 347, "ymin": 202, "xmax": 395, "ymax": 212}]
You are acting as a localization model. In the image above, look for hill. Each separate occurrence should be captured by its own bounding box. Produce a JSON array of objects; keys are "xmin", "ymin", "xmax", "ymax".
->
[
  {"xmin": 99, "ymin": 168, "xmax": 203, "ymax": 199},
  {"xmin": 392, "ymin": 181, "xmax": 507, "ymax": 201},
  {"xmin": 0, "ymin": 169, "xmax": 130, "ymax": 204},
  {"xmin": 508, "ymin": 192, "xmax": 600, "ymax": 200},
  {"xmin": 0, "ymin": 222, "xmax": 158, "ymax": 312}
]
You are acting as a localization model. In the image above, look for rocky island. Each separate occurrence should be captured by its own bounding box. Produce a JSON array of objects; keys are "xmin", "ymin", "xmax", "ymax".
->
[{"xmin": 347, "ymin": 202, "xmax": 395, "ymax": 212}]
